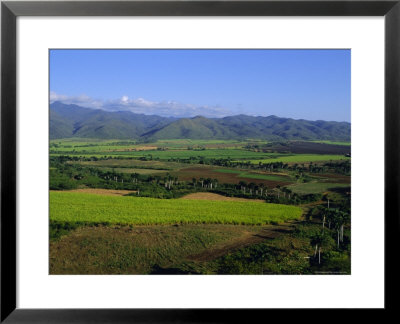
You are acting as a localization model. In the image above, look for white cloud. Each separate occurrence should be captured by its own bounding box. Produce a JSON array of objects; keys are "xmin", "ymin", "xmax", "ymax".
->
[
  {"xmin": 50, "ymin": 91, "xmax": 104, "ymax": 109},
  {"xmin": 50, "ymin": 92, "xmax": 233, "ymax": 118}
]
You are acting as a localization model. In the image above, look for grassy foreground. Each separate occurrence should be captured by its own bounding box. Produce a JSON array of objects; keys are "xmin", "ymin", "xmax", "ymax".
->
[
  {"xmin": 50, "ymin": 191, "xmax": 303, "ymax": 226},
  {"xmin": 50, "ymin": 224, "xmax": 256, "ymax": 274}
]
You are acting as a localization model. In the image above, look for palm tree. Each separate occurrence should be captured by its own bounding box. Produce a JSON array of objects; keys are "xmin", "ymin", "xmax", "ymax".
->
[
  {"xmin": 326, "ymin": 209, "xmax": 350, "ymax": 248},
  {"xmin": 311, "ymin": 233, "xmax": 332, "ymax": 265},
  {"xmin": 259, "ymin": 183, "xmax": 264, "ymax": 196},
  {"xmin": 213, "ymin": 178, "xmax": 218, "ymax": 189},
  {"xmin": 276, "ymin": 185, "xmax": 281, "ymax": 199}
]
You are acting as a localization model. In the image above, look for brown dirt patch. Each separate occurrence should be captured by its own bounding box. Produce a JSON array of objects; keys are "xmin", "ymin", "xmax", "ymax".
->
[
  {"xmin": 65, "ymin": 188, "xmax": 136, "ymax": 196},
  {"xmin": 133, "ymin": 146, "xmax": 158, "ymax": 151},
  {"xmin": 74, "ymin": 159, "xmax": 181, "ymax": 168},
  {"xmin": 172, "ymin": 166, "xmax": 291, "ymax": 188},
  {"xmin": 318, "ymin": 173, "xmax": 351, "ymax": 184},
  {"xmin": 180, "ymin": 192, "xmax": 264, "ymax": 202}
]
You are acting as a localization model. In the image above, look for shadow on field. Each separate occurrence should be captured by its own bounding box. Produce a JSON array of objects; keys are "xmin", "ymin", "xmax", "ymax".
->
[{"xmin": 150, "ymin": 264, "xmax": 200, "ymax": 275}]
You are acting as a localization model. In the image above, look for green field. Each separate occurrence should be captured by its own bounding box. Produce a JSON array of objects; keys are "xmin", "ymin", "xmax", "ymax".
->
[
  {"xmin": 51, "ymin": 148, "xmax": 282, "ymax": 160},
  {"xmin": 74, "ymin": 159, "xmax": 186, "ymax": 170},
  {"xmin": 87, "ymin": 167, "xmax": 168, "ymax": 175},
  {"xmin": 310, "ymin": 140, "xmax": 351, "ymax": 146},
  {"xmin": 50, "ymin": 191, "xmax": 303, "ymax": 225},
  {"xmin": 50, "ymin": 138, "xmax": 266, "ymax": 150},
  {"xmin": 153, "ymin": 139, "xmax": 249, "ymax": 148},
  {"xmin": 287, "ymin": 182, "xmax": 350, "ymax": 194},
  {"xmin": 215, "ymin": 169, "xmax": 291, "ymax": 181},
  {"xmin": 50, "ymin": 139, "xmax": 349, "ymax": 164},
  {"xmin": 54, "ymin": 150, "xmax": 347, "ymax": 163},
  {"xmin": 241, "ymin": 154, "xmax": 350, "ymax": 164},
  {"xmin": 50, "ymin": 139, "xmax": 248, "ymax": 154}
]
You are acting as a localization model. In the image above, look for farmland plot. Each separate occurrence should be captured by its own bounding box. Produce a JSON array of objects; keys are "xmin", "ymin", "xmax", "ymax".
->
[{"xmin": 50, "ymin": 191, "xmax": 303, "ymax": 226}]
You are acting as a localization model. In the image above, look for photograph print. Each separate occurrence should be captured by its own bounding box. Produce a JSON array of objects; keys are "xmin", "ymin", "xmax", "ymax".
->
[{"xmin": 49, "ymin": 49, "xmax": 351, "ymax": 275}]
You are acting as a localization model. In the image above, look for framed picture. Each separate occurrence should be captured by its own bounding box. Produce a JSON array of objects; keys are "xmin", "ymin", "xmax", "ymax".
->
[{"xmin": 1, "ymin": 0, "xmax": 398, "ymax": 321}]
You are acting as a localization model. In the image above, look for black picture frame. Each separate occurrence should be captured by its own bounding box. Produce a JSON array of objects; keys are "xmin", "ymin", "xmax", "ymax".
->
[{"xmin": 1, "ymin": 0, "xmax": 399, "ymax": 321}]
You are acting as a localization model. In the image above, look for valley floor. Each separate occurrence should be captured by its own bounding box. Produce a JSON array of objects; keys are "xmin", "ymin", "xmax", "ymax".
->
[{"xmin": 49, "ymin": 139, "xmax": 351, "ymax": 275}]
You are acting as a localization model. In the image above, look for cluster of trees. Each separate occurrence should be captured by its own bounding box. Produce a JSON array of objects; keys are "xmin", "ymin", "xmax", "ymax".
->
[
  {"xmin": 216, "ymin": 213, "xmax": 351, "ymax": 274},
  {"xmin": 187, "ymin": 146, "xmax": 206, "ymax": 151},
  {"xmin": 303, "ymin": 203, "xmax": 350, "ymax": 267},
  {"xmin": 320, "ymin": 207, "xmax": 350, "ymax": 249},
  {"xmin": 322, "ymin": 160, "xmax": 351, "ymax": 175},
  {"xmin": 50, "ymin": 168, "xmax": 78, "ymax": 190},
  {"xmin": 50, "ymin": 155, "xmax": 109, "ymax": 162},
  {"xmin": 158, "ymin": 157, "xmax": 350, "ymax": 177},
  {"xmin": 51, "ymin": 154, "xmax": 350, "ymax": 177},
  {"xmin": 50, "ymin": 158, "xmax": 322, "ymax": 205},
  {"xmin": 192, "ymin": 177, "xmax": 218, "ymax": 189}
]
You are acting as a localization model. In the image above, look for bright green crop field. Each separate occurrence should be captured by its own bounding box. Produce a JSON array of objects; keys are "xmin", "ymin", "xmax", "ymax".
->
[{"xmin": 50, "ymin": 191, "xmax": 303, "ymax": 225}]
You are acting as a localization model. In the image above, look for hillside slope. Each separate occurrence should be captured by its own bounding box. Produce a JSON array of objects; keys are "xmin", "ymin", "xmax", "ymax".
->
[
  {"xmin": 50, "ymin": 102, "xmax": 176, "ymax": 139},
  {"xmin": 50, "ymin": 102, "xmax": 351, "ymax": 141}
]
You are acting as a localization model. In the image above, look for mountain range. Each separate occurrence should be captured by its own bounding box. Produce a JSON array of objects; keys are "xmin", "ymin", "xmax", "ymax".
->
[{"xmin": 50, "ymin": 102, "xmax": 351, "ymax": 141}]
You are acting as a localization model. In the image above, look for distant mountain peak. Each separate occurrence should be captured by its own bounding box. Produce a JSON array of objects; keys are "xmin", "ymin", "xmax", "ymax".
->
[{"xmin": 190, "ymin": 115, "xmax": 209, "ymax": 121}]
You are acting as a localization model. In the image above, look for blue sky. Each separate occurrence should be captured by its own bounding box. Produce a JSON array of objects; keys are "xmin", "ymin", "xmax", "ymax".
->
[{"xmin": 50, "ymin": 49, "xmax": 350, "ymax": 122}]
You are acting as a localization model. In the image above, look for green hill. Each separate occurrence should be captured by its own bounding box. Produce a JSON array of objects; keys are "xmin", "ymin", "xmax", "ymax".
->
[
  {"xmin": 50, "ymin": 102, "xmax": 175, "ymax": 139},
  {"xmin": 50, "ymin": 102, "xmax": 351, "ymax": 141},
  {"xmin": 143, "ymin": 116, "xmax": 237, "ymax": 140}
]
